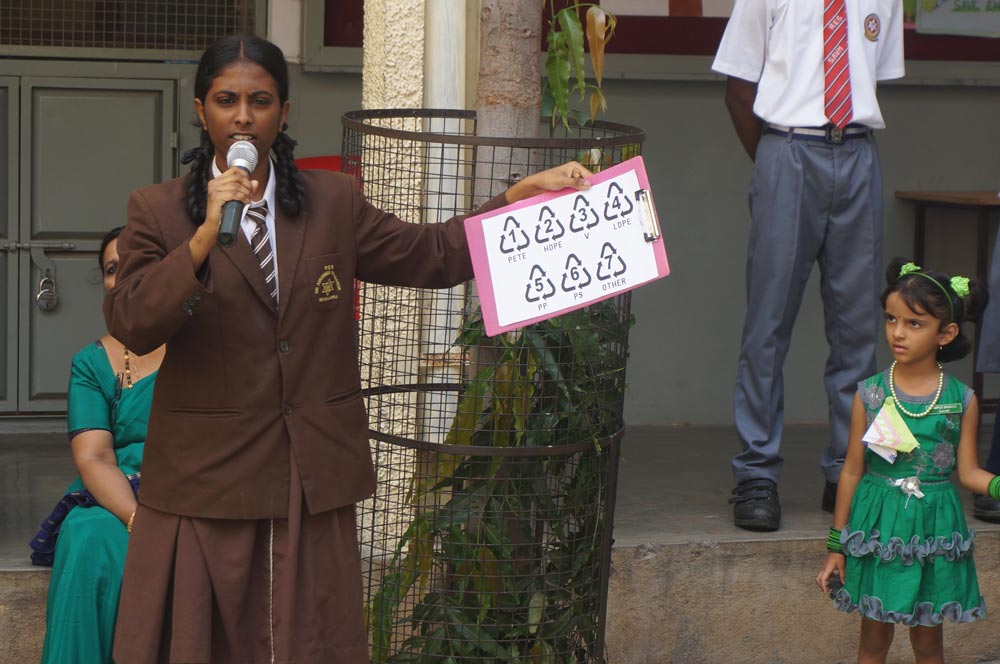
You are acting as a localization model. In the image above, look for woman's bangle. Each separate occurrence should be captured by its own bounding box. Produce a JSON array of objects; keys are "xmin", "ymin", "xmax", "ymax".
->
[
  {"xmin": 989, "ymin": 476, "xmax": 1000, "ymax": 501},
  {"xmin": 826, "ymin": 526, "xmax": 844, "ymax": 554},
  {"xmin": 126, "ymin": 510, "xmax": 136, "ymax": 534}
]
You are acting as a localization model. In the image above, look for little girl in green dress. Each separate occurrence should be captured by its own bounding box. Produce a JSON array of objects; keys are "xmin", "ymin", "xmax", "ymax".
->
[{"xmin": 816, "ymin": 256, "xmax": 997, "ymax": 664}]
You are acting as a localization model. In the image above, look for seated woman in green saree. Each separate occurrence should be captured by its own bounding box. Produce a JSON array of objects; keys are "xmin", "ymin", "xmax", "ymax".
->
[{"xmin": 30, "ymin": 226, "xmax": 165, "ymax": 664}]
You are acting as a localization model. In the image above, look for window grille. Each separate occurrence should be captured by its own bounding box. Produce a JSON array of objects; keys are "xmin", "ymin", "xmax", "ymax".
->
[{"xmin": 0, "ymin": 0, "xmax": 256, "ymax": 51}]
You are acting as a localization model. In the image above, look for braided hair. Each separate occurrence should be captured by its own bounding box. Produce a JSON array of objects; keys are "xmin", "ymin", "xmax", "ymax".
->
[
  {"xmin": 881, "ymin": 256, "xmax": 989, "ymax": 363},
  {"xmin": 181, "ymin": 34, "xmax": 305, "ymax": 225}
]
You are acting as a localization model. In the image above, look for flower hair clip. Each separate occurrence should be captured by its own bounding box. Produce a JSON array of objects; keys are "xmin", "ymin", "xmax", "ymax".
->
[
  {"xmin": 950, "ymin": 276, "xmax": 970, "ymax": 299},
  {"xmin": 899, "ymin": 262, "xmax": 921, "ymax": 277}
]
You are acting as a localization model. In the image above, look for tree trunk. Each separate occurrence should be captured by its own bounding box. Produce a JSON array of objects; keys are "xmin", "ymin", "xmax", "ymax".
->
[{"xmin": 475, "ymin": 0, "xmax": 543, "ymax": 203}]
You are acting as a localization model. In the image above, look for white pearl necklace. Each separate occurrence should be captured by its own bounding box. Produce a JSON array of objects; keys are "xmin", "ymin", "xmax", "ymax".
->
[{"xmin": 888, "ymin": 361, "xmax": 944, "ymax": 419}]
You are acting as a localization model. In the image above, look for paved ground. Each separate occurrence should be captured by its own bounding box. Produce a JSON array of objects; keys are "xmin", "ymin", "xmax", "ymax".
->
[{"xmin": 5, "ymin": 422, "xmax": 998, "ymax": 564}]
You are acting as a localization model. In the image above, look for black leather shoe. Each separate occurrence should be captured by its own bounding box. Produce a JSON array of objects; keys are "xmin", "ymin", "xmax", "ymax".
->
[
  {"xmin": 973, "ymin": 494, "xmax": 1000, "ymax": 523},
  {"xmin": 730, "ymin": 479, "xmax": 780, "ymax": 531},
  {"xmin": 822, "ymin": 481, "xmax": 838, "ymax": 514}
]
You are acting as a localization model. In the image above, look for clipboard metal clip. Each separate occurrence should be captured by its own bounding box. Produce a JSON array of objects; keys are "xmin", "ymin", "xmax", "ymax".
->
[{"xmin": 635, "ymin": 189, "xmax": 661, "ymax": 243}]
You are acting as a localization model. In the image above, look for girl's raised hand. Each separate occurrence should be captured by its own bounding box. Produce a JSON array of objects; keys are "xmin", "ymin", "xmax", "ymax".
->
[
  {"xmin": 504, "ymin": 161, "xmax": 592, "ymax": 205},
  {"xmin": 816, "ymin": 552, "xmax": 846, "ymax": 594}
]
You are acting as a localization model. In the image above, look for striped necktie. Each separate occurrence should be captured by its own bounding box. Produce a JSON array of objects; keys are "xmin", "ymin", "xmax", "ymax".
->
[
  {"xmin": 823, "ymin": 0, "xmax": 853, "ymax": 129},
  {"xmin": 246, "ymin": 202, "xmax": 278, "ymax": 309}
]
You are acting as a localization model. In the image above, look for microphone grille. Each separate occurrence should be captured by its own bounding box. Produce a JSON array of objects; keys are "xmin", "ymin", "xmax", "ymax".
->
[{"xmin": 226, "ymin": 140, "xmax": 258, "ymax": 172}]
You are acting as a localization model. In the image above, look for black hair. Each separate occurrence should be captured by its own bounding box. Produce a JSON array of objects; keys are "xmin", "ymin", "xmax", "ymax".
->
[
  {"xmin": 179, "ymin": 34, "xmax": 305, "ymax": 224},
  {"xmin": 99, "ymin": 226, "xmax": 124, "ymax": 271},
  {"xmin": 881, "ymin": 256, "xmax": 989, "ymax": 363}
]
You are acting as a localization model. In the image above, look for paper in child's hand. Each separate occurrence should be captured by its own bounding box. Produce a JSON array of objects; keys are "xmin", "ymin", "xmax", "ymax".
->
[{"xmin": 861, "ymin": 398, "xmax": 920, "ymax": 464}]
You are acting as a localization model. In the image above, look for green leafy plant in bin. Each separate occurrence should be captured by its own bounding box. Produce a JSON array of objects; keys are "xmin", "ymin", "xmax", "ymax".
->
[
  {"xmin": 544, "ymin": 2, "xmax": 617, "ymax": 130},
  {"xmin": 367, "ymin": 300, "xmax": 632, "ymax": 663}
]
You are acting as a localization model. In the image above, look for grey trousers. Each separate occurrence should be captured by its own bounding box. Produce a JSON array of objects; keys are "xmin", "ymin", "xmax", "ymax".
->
[
  {"xmin": 732, "ymin": 131, "xmax": 882, "ymax": 485},
  {"xmin": 977, "ymin": 226, "xmax": 1000, "ymax": 374}
]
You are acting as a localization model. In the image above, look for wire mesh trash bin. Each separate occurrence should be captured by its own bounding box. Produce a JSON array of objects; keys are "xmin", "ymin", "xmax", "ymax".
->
[{"xmin": 343, "ymin": 109, "xmax": 644, "ymax": 663}]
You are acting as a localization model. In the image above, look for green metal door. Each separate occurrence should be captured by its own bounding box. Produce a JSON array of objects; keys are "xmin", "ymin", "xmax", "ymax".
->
[
  {"xmin": 14, "ymin": 76, "xmax": 175, "ymax": 412},
  {"xmin": 0, "ymin": 78, "xmax": 17, "ymax": 412}
]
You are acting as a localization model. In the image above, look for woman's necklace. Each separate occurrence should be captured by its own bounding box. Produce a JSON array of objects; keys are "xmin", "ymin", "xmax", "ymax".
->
[
  {"xmin": 123, "ymin": 347, "xmax": 137, "ymax": 390},
  {"xmin": 888, "ymin": 360, "xmax": 944, "ymax": 418}
]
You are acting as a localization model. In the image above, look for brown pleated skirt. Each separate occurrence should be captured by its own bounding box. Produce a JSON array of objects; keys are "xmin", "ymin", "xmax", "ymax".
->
[{"xmin": 113, "ymin": 452, "xmax": 370, "ymax": 664}]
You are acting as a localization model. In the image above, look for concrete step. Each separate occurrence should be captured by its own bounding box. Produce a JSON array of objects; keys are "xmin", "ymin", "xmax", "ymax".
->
[
  {"xmin": 5, "ymin": 427, "xmax": 1000, "ymax": 663},
  {"xmin": 6, "ymin": 540, "xmax": 1000, "ymax": 664},
  {"xmin": 608, "ymin": 536, "xmax": 1000, "ymax": 664}
]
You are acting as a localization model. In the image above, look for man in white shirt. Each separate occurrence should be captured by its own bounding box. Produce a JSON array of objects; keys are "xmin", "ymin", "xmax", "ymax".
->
[{"xmin": 712, "ymin": 0, "xmax": 904, "ymax": 531}]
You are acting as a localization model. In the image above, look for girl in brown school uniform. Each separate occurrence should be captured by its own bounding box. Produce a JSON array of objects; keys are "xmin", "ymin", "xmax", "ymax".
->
[{"xmin": 105, "ymin": 34, "xmax": 591, "ymax": 664}]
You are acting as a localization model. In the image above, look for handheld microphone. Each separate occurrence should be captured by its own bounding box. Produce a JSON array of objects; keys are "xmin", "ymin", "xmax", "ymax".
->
[{"xmin": 217, "ymin": 141, "xmax": 259, "ymax": 248}]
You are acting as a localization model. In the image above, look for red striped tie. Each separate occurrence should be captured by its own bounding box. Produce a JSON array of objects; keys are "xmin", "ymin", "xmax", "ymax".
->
[{"xmin": 823, "ymin": 0, "xmax": 853, "ymax": 129}]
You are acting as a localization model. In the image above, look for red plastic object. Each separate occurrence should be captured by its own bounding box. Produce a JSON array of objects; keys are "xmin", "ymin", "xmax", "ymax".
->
[{"xmin": 294, "ymin": 155, "xmax": 342, "ymax": 172}]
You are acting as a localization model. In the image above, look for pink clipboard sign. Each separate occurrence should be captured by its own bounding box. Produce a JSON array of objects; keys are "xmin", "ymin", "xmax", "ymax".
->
[{"xmin": 465, "ymin": 155, "xmax": 669, "ymax": 337}]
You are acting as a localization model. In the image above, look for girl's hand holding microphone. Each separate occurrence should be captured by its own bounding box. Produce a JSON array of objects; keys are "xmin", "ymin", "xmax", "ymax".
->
[{"xmin": 189, "ymin": 167, "xmax": 258, "ymax": 266}]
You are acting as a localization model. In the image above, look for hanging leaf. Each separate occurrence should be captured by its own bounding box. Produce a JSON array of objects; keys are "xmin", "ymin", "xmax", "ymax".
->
[
  {"xmin": 585, "ymin": 6, "xmax": 608, "ymax": 86},
  {"xmin": 528, "ymin": 591, "xmax": 546, "ymax": 634},
  {"xmin": 529, "ymin": 638, "xmax": 555, "ymax": 664},
  {"xmin": 545, "ymin": 2, "xmax": 616, "ymax": 128},
  {"xmin": 556, "ymin": 7, "xmax": 587, "ymax": 97},
  {"xmin": 545, "ymin": 29, "xmax": 571, "ymax": 128},
  {"xmin": 588, "ymin": 87, "xmax": 606, "ymax": 123}
]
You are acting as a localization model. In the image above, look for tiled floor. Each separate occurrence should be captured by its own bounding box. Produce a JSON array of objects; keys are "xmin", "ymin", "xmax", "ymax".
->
[{"xmin": 3, "ymin": 424, "xmax": 998, "ymax": 568}]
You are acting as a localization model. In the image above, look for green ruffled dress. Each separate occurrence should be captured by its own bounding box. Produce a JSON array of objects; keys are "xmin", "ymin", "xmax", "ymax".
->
[
  {"xmin": 39, "ymin": 341, "xmax": 155, "ymax": 664},
  {"xmin": 834, "ymin": 370, "xmax": 985, "ymax": 625}
]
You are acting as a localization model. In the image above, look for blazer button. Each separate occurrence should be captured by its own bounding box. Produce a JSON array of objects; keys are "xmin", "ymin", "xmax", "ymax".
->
[
  {"xmin": 278, "ymin": 340, "xmax": 290, "ymax": 353},
  {"xmin": 283, "ymin": 403, "xmax": 294, "ymax": 415}
]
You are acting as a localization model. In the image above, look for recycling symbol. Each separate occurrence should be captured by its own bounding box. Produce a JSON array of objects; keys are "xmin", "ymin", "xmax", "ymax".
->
[
  {"xmin": 603, "ymin": 182, "xmax": 635, "ymax": 221},
  {"xmin": 596, "ymin": 242, "xmax": 627, "ymax": 280},
  {"xmin": 534, "ymin": 205, "xmax": 566, "ymax": 244},
  {"xmin": 524, "ymin": 265, "xmax": 557, "ymax": 303},
  {"xmin": 561, "ymin": 254, "xmax": 593, "ymax": 292},
  {"xmin": 568, "ymin": 194, "xmax": 600, "ymax": 233},
  {"xmin": 499, "ymin": 216, "xmax": 530, "ymax": 254}
]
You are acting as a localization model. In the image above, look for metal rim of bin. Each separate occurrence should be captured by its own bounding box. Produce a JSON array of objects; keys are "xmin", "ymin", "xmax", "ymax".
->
[{"xmin": 342, "ymin": 107, "xmax": 646, "ymax": 149}]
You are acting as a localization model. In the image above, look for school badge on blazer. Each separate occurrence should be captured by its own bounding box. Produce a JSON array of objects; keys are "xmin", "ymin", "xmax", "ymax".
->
[
  {"xmin": 864, "ymin": 14, "xmax": 881, "ymax": 41},
  {"xmin": 314, "ymin": 264, "xmax": 343, "ymax": 302}
]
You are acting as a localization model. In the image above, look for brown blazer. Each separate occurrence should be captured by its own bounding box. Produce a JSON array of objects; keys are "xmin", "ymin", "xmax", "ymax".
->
[{"xmin": 105, "ymin": 170, "xmax": 505, "ymax": 519}]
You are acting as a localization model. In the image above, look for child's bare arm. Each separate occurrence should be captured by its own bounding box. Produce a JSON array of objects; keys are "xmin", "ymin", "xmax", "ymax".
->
[
  {"xmin": 956, "ymin": 395, "xmax": 994, "ymax": 493},
  {"xmin": 816, "ymin": 394, "xmax": 867, "ymax": 593}
]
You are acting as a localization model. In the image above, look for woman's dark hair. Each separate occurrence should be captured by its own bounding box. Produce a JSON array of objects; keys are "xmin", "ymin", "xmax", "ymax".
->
[
  {"xmin": 180, "ymin": 34, "xmax": 305, "ymax": 224},
  {"xmin": 99, "ymin": 226, "xmax": 124, "ymax": 271},
  {"xmin": 881, "ymin": 256, "xmax": 989, "ymax": 363}
]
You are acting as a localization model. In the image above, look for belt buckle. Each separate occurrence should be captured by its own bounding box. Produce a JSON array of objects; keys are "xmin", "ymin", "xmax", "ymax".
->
[{"xmin": 825, "ymin": 125, "xmax": 846, "ymax": 144}]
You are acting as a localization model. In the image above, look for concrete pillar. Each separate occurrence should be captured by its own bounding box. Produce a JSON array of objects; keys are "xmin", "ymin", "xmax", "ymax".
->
[
  {"xmin": 268, "ymin": 0, "xmax": 302, "ymax": 63},
  {"xmin": 362, "ymin": 0, "xmax": 425, "ymax": 109}
]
